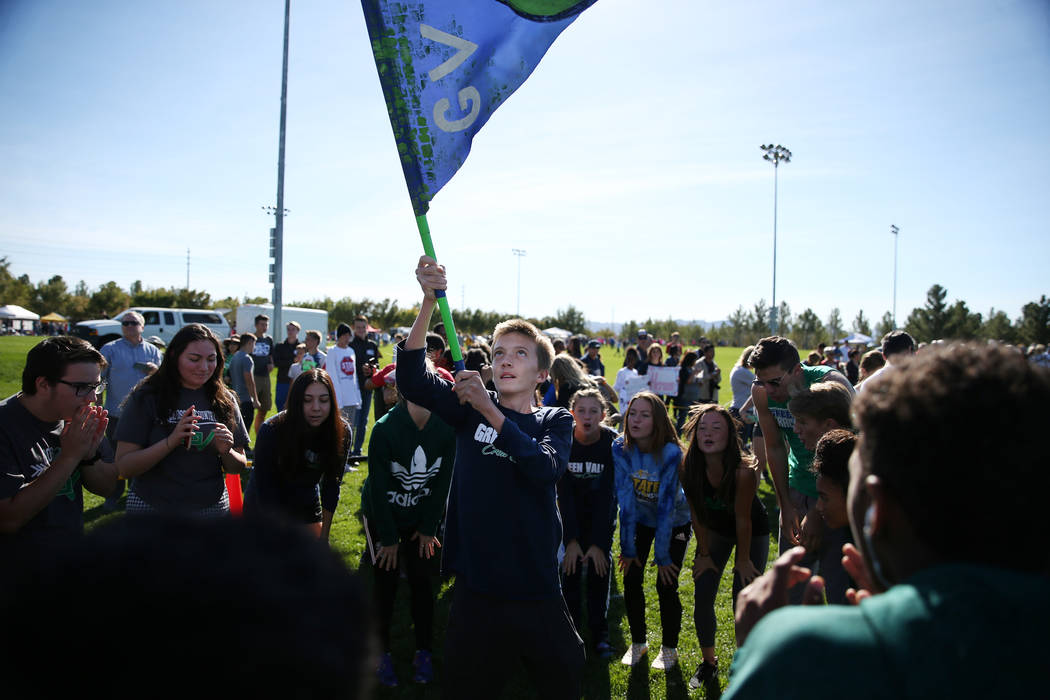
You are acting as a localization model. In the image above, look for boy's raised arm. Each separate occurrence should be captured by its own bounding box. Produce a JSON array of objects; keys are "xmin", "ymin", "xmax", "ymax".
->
[{"xmin": 407, "ymin": 256, "xmax": 445, "ymax": 352}]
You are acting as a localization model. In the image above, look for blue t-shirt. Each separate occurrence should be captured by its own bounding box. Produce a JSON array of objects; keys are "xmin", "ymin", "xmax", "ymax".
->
[{"xmin": 101, "ymin": 338, "xmax": 162, "ymax": 417}]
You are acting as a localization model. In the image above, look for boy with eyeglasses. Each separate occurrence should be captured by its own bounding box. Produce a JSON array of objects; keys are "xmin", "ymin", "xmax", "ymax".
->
[
  {"xmin": 0, "ymin": 336, "xmax": 117, "ymax": 554},
  {"xmin": 748, "ymin": 337, "xmax": 854, "ymax": 569}
]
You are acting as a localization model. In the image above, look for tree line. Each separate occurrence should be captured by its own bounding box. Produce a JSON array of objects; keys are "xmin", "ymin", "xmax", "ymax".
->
[{"xmin": 2, "ymin": 258, "xmax": 1046, "ymax": 346}]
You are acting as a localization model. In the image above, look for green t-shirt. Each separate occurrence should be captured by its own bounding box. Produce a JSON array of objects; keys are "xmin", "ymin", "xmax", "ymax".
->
[
  {"xmin": 725, "ymin": 564, "xmax": 1048, "ymax": 699},
  {"xmin": 766, "ymin": 364, "xmax": 835, "ymax": 498}
]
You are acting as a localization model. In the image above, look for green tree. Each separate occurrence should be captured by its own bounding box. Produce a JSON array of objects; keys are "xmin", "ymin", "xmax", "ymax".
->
[
  {"xmin": 793, "ymin": 308, "xmax": 822, "ymax": 350},
  {"xmin": 0, "ymin": 257, "xmax": 34, "ymax": 307},
  {"xmin": 852, "ymin": 309, "xmax": 872, "ymax": 337},
  {"xmin": 750, "ymin": 300, "xmax": 771, "ymax": 339},
  {"xmin": 88, "ymin": 281, "xmax": 131, "ymax": 319},
  {"xmin": 776, "ymin": 301, "xmax": 792, "ymax": 338},
  {"xmin": 825, "ymin": 308, "xmax": 844, "ymax": 343},
  {"xmin": 943, "ymin": 300, "xmax": 981, "ymax": 339},
  {"xmin": 723, "ymin": 306, "xmax": 750, "ymax": 347},
  {"xmin": 905, "ymin": 284, "xmax": 950, "ymax": 342},
  {"xmin": 1017, "ymin": 295, "xmax": 1050, "ymax": 345},
  {"xmin": 875, "ymin": 311, "xmax": 895, "ymax": 339},
  {"xmin": 979, "ymin": 309, "xmax": 1017, "ymax": 344},
  {"xmin": 34, "ymin": 275, "xmax": 70, "ymax": 315}
]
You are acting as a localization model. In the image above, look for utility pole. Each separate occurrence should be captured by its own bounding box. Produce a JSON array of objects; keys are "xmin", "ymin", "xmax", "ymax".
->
[
  {"xmin": 267, "ymin": 0, "xmax": 291, "ymax": 333},
  {"xmin": 891, "ymin": 224, "xmax": 900, "ymax": 326},
  {"xmin": 185, "ymin": 248, "xmax": 190, "ymax": 290},
  {"xmin": 512, "ymin": 248, "xmax": 526, "ymax": 316},
  {"xmin": 760, "ymin": 144, "xmax": 792, "ymax": 334}
]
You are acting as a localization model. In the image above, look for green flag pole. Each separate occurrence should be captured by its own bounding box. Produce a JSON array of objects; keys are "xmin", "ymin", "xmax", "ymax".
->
[{"xmin": 415, "ymin": 213, "xmax": 466, "ymax": 372}]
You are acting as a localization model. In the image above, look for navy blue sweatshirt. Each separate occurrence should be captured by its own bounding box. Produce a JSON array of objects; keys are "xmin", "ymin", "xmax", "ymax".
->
[
  {"xmin": 396, "ymin": 346, "xmax": 572, "ymax": 600},
  {"xmin": 557, "ymin": 425, "xmax": 617, "ymax": 554}
]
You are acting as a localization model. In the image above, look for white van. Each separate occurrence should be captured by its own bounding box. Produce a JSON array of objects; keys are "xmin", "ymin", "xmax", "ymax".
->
[
  {"xmin": 74, "ymin": 307, "xmax": 231, "ymax": 348},
  {"xmin": 235, "ymin": 304, "xmax": 329, "ymax": 339}
]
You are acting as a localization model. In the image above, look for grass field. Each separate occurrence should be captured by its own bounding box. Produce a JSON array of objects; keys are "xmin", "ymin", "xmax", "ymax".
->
[{"xmin": 0, "ymin": 336, "xmax": 780, "ymax": 699}]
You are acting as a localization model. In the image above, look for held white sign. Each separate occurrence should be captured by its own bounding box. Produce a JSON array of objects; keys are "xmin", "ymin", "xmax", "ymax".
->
[{"xmin": 647, "ymin": 366, "xmax": 679, "ymax": 397}]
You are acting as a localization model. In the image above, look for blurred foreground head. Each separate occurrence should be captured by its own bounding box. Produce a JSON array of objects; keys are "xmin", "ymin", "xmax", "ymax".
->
[
  {"xmin": 850, "ymin": 342, "xmax": 1050, "ymax": 580},
  {"xmin": 1, "ymin": 515, "xmax": 369, "ymax": 698}
]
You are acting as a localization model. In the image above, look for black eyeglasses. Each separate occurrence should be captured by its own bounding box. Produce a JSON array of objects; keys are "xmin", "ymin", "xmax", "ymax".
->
[
  {"xmin": 752, "ymin": 365, "xmax": 797, "ymax": 389},
  {"xmin": 56, "ymin": 379, "xmax": 107, "ymax": 397},
  {"xmin": 122, "ymin": 320, "xmax": 142, "ymax": 327}
]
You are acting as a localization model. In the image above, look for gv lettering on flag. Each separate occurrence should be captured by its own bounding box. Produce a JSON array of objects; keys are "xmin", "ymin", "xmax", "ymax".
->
[{"xmin": 361, "ymin": 0, "xmax": 598, "ymax": 215}]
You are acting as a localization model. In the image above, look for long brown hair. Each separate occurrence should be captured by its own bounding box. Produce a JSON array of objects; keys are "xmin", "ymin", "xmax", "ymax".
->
[
  {"xmin": 622, "ymin": 391, "xmax": 678, "ymax": 455},
  {"xmin": 269, "ymin": 370, "xmax": 349, "ymax": 483},
  {"xmin": 131, "ymin": 323, "xmax": 237, "ymax": 431},
  {"xmin": 679, "ymin": 404, "xmax": 750, "ymax": 525}
]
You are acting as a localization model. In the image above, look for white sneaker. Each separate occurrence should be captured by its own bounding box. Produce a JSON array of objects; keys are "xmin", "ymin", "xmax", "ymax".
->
[
  {"xmin": 651, "ymin": 646, "xmax": 679, "ymax": 670},
  {"xmin": 620, "ymin": 643, "xmax": 648, "ymax": 666}
]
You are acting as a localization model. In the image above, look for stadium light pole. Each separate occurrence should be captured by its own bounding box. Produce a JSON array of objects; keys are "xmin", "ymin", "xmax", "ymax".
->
[
  {"xmin": 512, "ymin": 248, "xmax": 526, "ymax": 316},
  {"xmin": 760, "ymin": 144, "xmax": 792, "ymax": 334},
  {"xmin": 890, "ymin": 224, "xmax": 900, "ymax": 326}
]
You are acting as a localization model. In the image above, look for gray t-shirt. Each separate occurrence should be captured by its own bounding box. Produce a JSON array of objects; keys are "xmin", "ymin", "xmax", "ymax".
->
[
  {"xmin": 116, "ymin": 386, "xmax": 249, "ymax": 512},
  {"xmin": 228, "ymin": 351, "xmax": 254, "ymax": 403}
]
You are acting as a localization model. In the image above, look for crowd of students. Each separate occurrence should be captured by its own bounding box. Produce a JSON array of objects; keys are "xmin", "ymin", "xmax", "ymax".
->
[{"xmin": 2, "ymin": 261, "xmax": 1048, "ymax": 699}]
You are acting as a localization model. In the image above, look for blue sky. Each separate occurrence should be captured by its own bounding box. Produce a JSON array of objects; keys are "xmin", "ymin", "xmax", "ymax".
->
[{"xmin": 1, "ymin": 0, "xmax": 1047, "ymax": 329}]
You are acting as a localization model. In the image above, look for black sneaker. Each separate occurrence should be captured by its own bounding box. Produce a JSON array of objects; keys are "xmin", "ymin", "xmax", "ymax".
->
[{"xmin": 688, "ymin": 658, "xmax": 718, "ymax": 690}]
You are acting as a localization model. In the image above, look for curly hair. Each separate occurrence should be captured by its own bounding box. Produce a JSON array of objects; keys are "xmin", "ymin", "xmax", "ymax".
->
[
  {"xmin": 852, "ymin": 342, "xmax": 1050, "ymax": 572},
  {"xmin": 809, "ymin": 428, "xmax": 855, "ymax": 493}
]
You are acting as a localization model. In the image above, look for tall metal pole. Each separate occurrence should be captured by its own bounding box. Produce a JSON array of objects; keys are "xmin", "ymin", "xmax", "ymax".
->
[
  {"xmin": 185, "ymin": 248, "xmax": 190, "ymax": 290},
  {"xmin": 891, "ymin": 224, "xmax": 899, "ymax": 326},
  {"xmin": 271, "ymin": 0, "xmax": 291, "ymax": 333},
  {"xmin": 512, "ymin": 248, "xmax": 526, "ymax": 316},
  {"xmin": 761, "ymin": 144, "xmax": 792, "ymax": 335}
]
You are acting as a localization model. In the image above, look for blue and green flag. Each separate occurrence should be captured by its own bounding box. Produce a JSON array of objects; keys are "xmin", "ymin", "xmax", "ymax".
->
[{"xmin": 361, "ymin": 0, "xmax": 597, "ymax": 215}]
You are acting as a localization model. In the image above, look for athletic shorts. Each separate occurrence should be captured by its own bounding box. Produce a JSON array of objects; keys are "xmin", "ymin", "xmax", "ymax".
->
[{"xmin": 255, "ymin": 374, "xmax": 272, "ymax": 412}]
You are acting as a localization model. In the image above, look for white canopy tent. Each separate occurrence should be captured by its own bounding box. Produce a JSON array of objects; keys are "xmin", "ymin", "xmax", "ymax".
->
[
  {"xmin": 839, "ymin": 331, "xmax": 874, "ymax": 345},
  {"xmin": 0, "ymin": 304, "xmax": 40, "ymax": 332},
  {"xmin": 541, "ymin": 327, "xmax": 572, "ymax": 341}
]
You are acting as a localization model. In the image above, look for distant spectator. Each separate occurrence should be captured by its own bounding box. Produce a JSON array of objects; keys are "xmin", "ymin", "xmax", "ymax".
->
[
  {"xmin": 614, "ymin": 346, "xmax": 644, "ymax": 408},
  {"xmin": 100, "ymin": 311, "xmax": 161, "ymax": 511},
  {"xmin": 250, "ymin": 315, "xmax": 275, "ymax": 437},
  {"xmin": 856, "ymin": 350, "xmax": 885, "ymax": 386},
  {"xmin": 581, "ymin": 340, "xmax": 605, "ymax": 376},
  {"xmin": 844, "ymin": 348, "xmax": 860, "ymax": 384},
  {"xmin": 349, "ymin": 315, "xmax": 381, "ymax": 463},
  {"xmin": 273, "ymin": 320, "xmax": 301, "ymax": 412},
  {"xmin": 858, "ymin": 330, "xmax": 915, "ymax": 391}
]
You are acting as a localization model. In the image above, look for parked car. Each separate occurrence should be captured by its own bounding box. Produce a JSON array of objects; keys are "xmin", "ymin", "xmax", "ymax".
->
[{"xmin": 73, "ymin": 307, "xmax": 231, "ymax": 348}]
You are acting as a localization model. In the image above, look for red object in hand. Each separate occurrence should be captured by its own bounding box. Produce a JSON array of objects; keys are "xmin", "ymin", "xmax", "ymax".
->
[{"xmin": 226, "ymin": 473, "xmax": 244, "ymax": 516}]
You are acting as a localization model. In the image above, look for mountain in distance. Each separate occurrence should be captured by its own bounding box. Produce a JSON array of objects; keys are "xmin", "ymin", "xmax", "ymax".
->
[{"xmin": 585, "ymin": 319, "xmax": 728, "ymax": 335}]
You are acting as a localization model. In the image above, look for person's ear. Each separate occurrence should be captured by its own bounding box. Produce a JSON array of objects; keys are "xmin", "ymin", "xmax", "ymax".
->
[
  {"xmin": 536, "ymin": 368, "xmax": 550, "ymax": 384},
  {"xmin": 35, "ymin": 376, "xmax": 51, "ymax": 394},
  {"xmin": 863, "ymin": 475, "xmax": 888, "ymax": 536}
]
